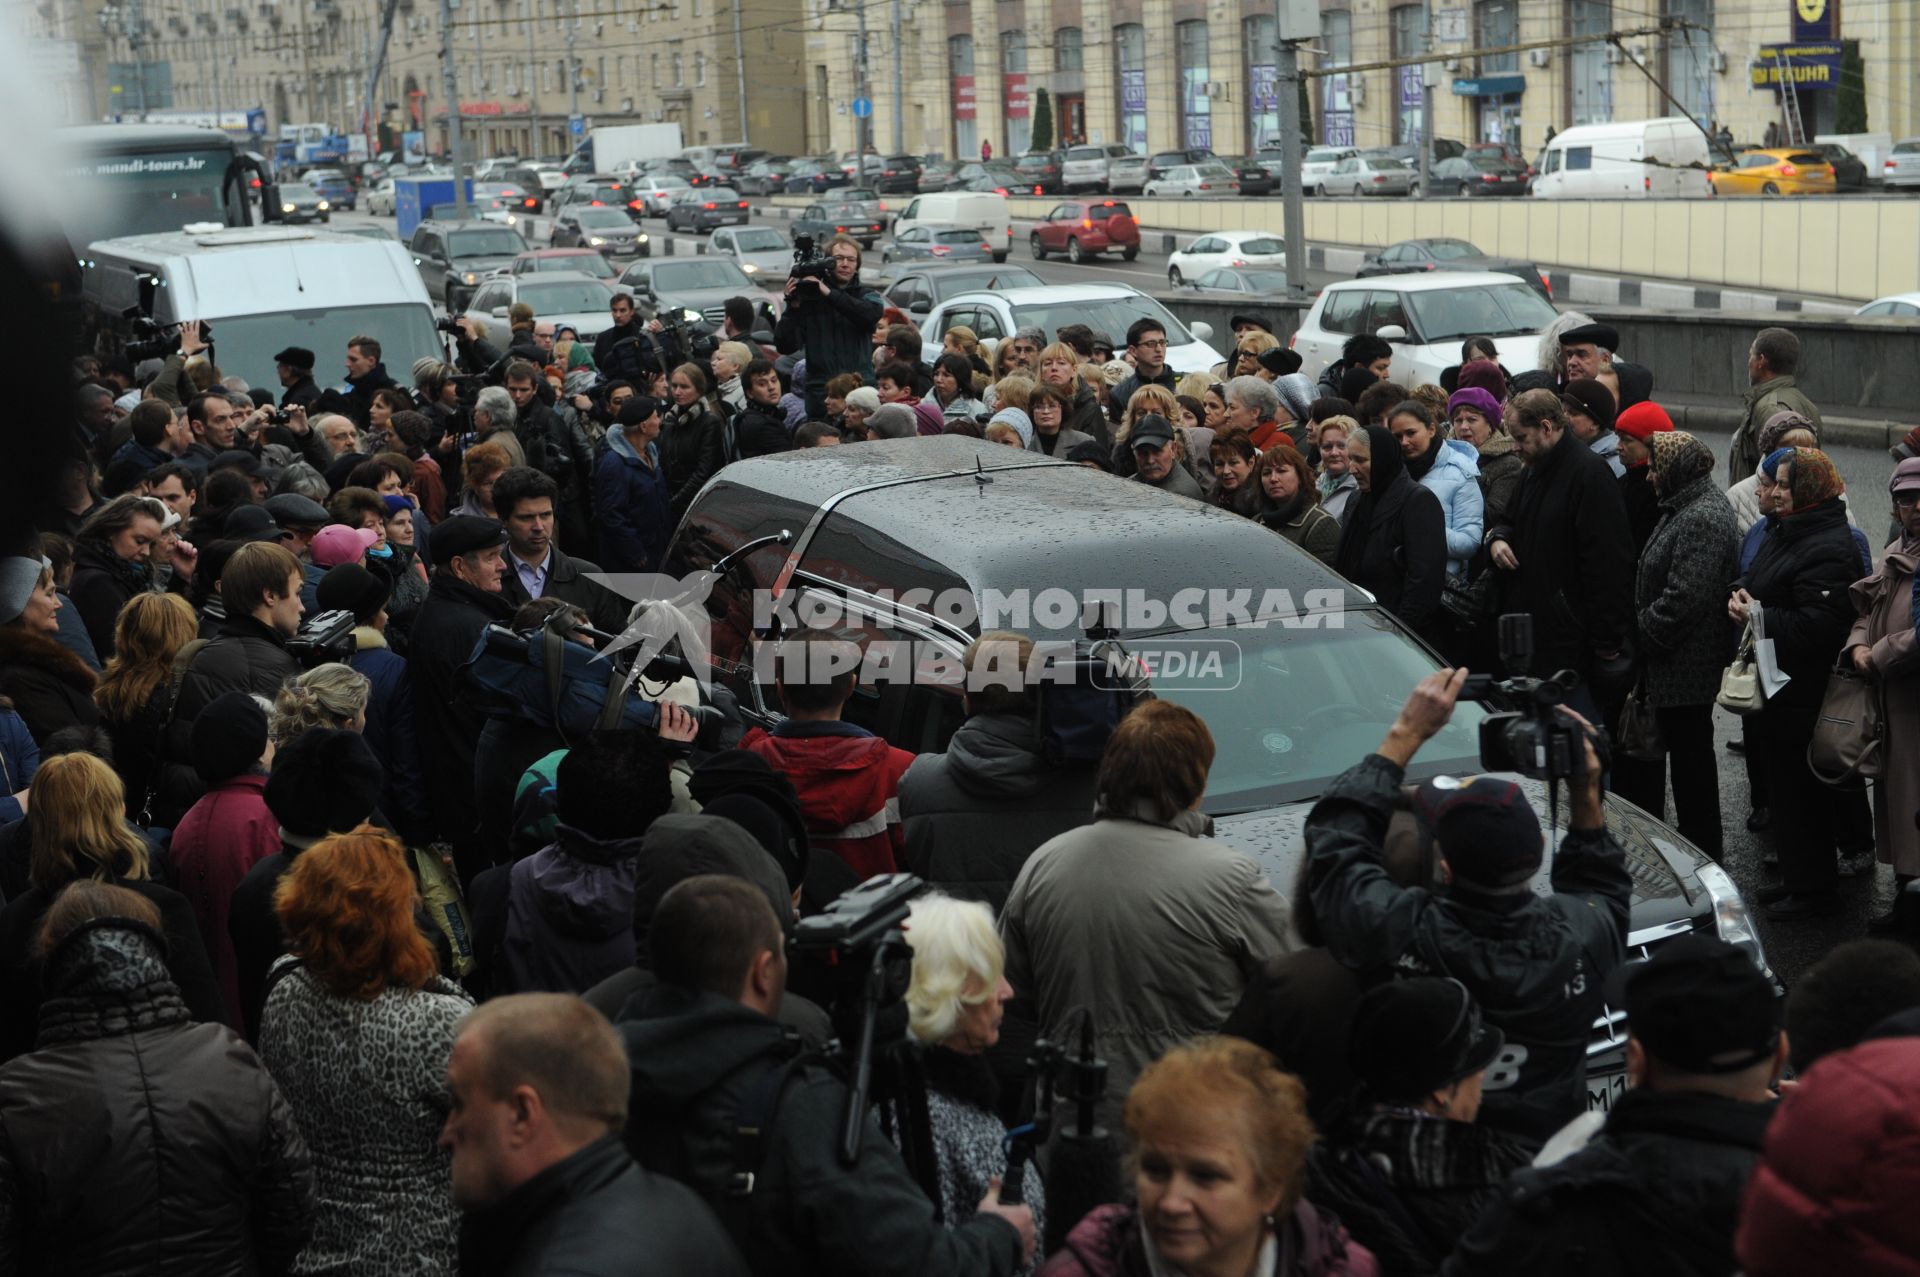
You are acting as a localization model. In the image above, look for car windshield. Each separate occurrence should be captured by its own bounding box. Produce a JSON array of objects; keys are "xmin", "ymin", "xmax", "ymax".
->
[
  {"xmin": 934, "ymin": 230, "xmax": 986, "ymax": 244},
  {"xmin": 519, "ymin": 280, "xmax": 615, "ymax": 312},
  {"xmin": 1469, "ymin": 157, "xmax": 1519, "ymax": 172},
  {"xmin": 1014, "ymin": 155, "xmax": 1053, "ymax": 169},
  {"xmin": 732, "ymin": 227, "xmax": 787, "ymax": 250},
  {"xmin": 1235, "ymin": 269, "xmax": 1290, "ymax": 290},
  {"xmin": 478, "ymin": 183, "xmax": 524, "ymax": 196},
  {"xmin": 306, "ymin": 171, "xmax": 344, "ymax": 183},
  {"xmin": 1426, "ymin": 240, "xmax": 1483, "ymax": 260},
  {"xmin": 447, "ymin": 228, "xmax": 527, "ymax": 257},
  {"xmin": 1305, "ymin": 149, "xmax": 1346, "ymax": 163},
  {"xmin": 650, "ymin": 177, "xmax": 691, "ymax": 189},
  {"xmin": 1237, "ymin": 236, "xmax": 1283, "ymax": 254},
  {"xmin": 575, "ymin": 209, "xmax": 633, "ymax": 229},
  {"xmin": 1369, "ymin": 157, "xmax": 1413, "ymax": 171},
  {"xmin": 1895, "ymin": 141, "xmax": 1920, "ymax": 154},
  {"xmin": 649, "ymin": 260, "xmax": 754, "ymax": 290},
  {"xmin": 535, "ymin": 254, "xmax": 616, "ymax": 278},
  {"xmin": 822, "ymin": 204, "xmax": 874, "ymax": 220},
  {"xmin": 1011, "ymin": 295, "xmax": 1195, "ymax": 347},
  {"xmin": 704, "ymin": 188, "xmax": 743, "ymax": 201},
  {"xmin": 1405, "ymin": 282, "xmax": 1559, "ymax": 342},
  {"xmin": 1152, "ymin": 612, "xmax": 1487, "ymax": 812},
  {"xmin": 1195, "ymin": 164, "xmax": 1235, "ymax": 179},
  {"xmin": 1067, "ymin": 148, "xmax": 1104, "ymax": 161},
  {"xmin": 283, "ymin": 183, "xmax": 316, "ymax": 198}
]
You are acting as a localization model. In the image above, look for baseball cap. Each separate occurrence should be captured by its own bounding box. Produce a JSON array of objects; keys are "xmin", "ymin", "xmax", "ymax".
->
[
  {"xmin": 1413, "ymin": 775, "xmax": 1544, "ymax": 891},
  {"xmin": 1610, "ymin": 935, "xmax": 1780, "ymax": 1074},
  {"xmin": 1346, "ymin": 977, "xmax": 1506, "ymax": 1102},
  {"xmin": 310, "ymin": 524, "xmax": 379, "ymax": 568},
  {"xmin": 429, "ymin": 514, "xmax": 508, "ymax": 566},
  {"xmin": 1130, "ymin": 413, "xmax": 1176, "ymax": 449}
]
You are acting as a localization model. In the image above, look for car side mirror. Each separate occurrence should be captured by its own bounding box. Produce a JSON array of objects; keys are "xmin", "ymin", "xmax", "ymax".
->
[
  {"xmin": 1190, "ymin": 321, "xmax": 1214, "ymax": 341},
  {"xmin": 1377, "ymin": 324, "xmax": 1408, "ymax": 342},
  {"xmin": 491, "ymin": 305, "xmax": 509, "ymax": 318}
]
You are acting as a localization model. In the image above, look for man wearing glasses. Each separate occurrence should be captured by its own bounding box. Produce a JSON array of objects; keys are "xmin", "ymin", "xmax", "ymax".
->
[
  {"xmin": 1107, "ymin": 318, "xmax": 1180, "ymax": 425},
  {"xmin": 776, "ymin": 234, "xmax": 886, "ymax": 419}
]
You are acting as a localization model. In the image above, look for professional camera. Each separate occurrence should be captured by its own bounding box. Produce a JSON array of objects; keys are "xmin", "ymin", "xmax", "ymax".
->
[
  {"xmin": 1460, "ymin": 613, "xmax": 1609, "ymax": 783},
  {"xmin": 789, "ymin": 233, "xmax": 835, "ymax": 286},
  {"xmin": 286, "ymin": 608, "xmax": 358, "ymax": 667},
  {"xmin": 434, "ymin": 314, "xmax": 468, "ymax": 336},
  {"xmin": 124, "ymin": 310, "xmax": 211, "ymax": 363}
]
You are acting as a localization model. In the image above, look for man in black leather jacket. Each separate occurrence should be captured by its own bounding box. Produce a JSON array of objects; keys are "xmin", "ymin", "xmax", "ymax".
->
[
  {"xmin": 594, "ymin": 293, "xmax": 683, "ymax": 389},
  {"xmin": 1304, "ymin": 668, "xmax": 1632, "ymax": 1144}
]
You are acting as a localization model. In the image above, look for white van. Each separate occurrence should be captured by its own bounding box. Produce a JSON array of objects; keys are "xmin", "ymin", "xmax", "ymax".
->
[
  {"xmin": 1531, "ymin": 118, "xmax": 1712, "ymax": 198},
  {"xmin": 78, "ymin": 225, "xmax": 440, "ymax": 391},
  {"xmin": 893, "ymin": 192, "xmax": 1013, "ymax": 263}
]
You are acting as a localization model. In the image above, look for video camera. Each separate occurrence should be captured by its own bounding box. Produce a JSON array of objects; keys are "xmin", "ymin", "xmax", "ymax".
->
[
  {"xmin": 123, "ymin": 309, "xmax": 210, "ymax": 364},
  {"xmin": 1460, "ymin": 613, "xmax": 1608, "ymax": 783},
  {"xmin": 286, "ymin": 608, "xmax": 358, "ymax": 668},
  {"xmin": 789, "ymin": 233, "xmax": 835, "ymax": 286}
]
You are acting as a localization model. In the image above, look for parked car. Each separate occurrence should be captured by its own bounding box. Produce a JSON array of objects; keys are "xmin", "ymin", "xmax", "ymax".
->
[
  {"xmin": 548, "ymin": 207, "xmax": 650, "ymax": 257},
  {"xmin": 791, "ymin": 200, "xmax": 887, "ymax": 249},
  {"xmin": 1184, "ymin": 266, "xmax": 1292, "ymax": 295},
  {"xmin": 883, "ymin": 224, "xmax": 997, "ymax": 265},
  {"xmin": 917, "ymin": 160, "xmax": 960, "ymax": 192},
  {"xmin": 364, "ymin": 178, "xmax": 399, "ymax": 216},
  {"xmin": 409, "ymin": 221, "xmax": 529, "ymax": 311},
  {"xmin": 1321, "ymin": 154, "xmax": 1417, "ymax": 197},
  {"xmin": 1814, "ymin": 142, "xmax": 1868, "ymax": 189},
  {"xmin": 1146, "ymin": 148, "xmax": 1218, "ymax": 181},
  {"xmin": 735, "ymin": 160, "xmax": 793, "ymax": 196},
  {"xmin": 664, "ymin": 186, "xmax": 751, "ymax": 233},
  {"xmin": 1362, "ymin": 138, "xmax": 1467, "ymax": 168},
  {"xmin": 277, "ymin": 181, "xmax": 330, "ymax": 224},
  {"xmin": 1013, "ymin": 150, "xmax": 1068, "ymax": 194},
  {"xmin": 1354, "ymin": 237, "xmax": 1552, "ymax": 300},
  {"xmin": 1885, "ymin": 138, "xmax": 1920, "ymax": 190},
  {"xmin": 1106, "ymin": 154, "xmax": 1150, "ymax": 194},
  {"xmin": 1291, "ymin": 272, "xmax": 1560, "ymax": 388},
  {"xmin": 1532, "ymin": 119, "xmax": 1714, "ymax": 199},
  {"xmin": 463, "ymin": 272, "xmax": 615, "ymax": 340},
  {"xmin": 1298, "ymin": 146, "xmax": 1359, "ymax": 195},
  {"xmin": 1028, "ymin": 198, "xmax": 1140, "ymax": 264},
  {"xmin": 958, "ymin": 167, "xmax": 1023, "ymax": 194},
  {"xmin": 616, "ymin": 257, "xmax": 765, "ymax": 327},
  {"xmin": 783, "ymin": 158, "xmax": 852, "ymax": 194},
  {"xmin": 709, "ymin": 225, "xmax": 794, "ymax": 282},
  {"xmin": 1166, "ymin": 230, "xmax": 1286, "ymax": 287},
  {"xmin": 921, "ymin": 284, "xmax": 1220, "ymax": 374},
  {"xmin": 1855, "ymin": 291, "xmax": 1920, "ymax": 317},
  {"xmin": 507, "ymin": 248, "xmax": 622, "ymax": 283},
  {"xmin": 1708, "ymin": 148, "xmax": 1837, "ymax": 197},
  {"xmin": 668, "ymin": 436, "xmax": 1767, "ymax": 1116},
  {"xmin": 303, "ymin": 168, "xmax": 355, "ymax": 210},
  {"xmin": 876, "ymin": 261, "xmax": 1046, "ymax": 324},
  {"xmin": 1062, "ymin": 144, "xmax": 1134, "ymax": 193},
  {"xmin": 1428, "ymin": 154, "xmax": 1530, "ymax": 197},
  {"xmin": 1214, "ymin": 155, "xmax": 1275, "ymax": 197},
  {"xmin": 1463, "ymin": 142, "xmax": 1534, "ymax": 175},
  {"xmin": 874, "ymin": 154, "xmax": 923, "ymax": 195},
  {"xmin": 1143, "ymin": 163, "xmax": 1239, "ymax": 198}
]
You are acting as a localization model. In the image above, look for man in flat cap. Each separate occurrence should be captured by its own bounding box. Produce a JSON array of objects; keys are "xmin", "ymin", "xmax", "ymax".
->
[
  {"xmin": 1556, "ymin": 321, "xmax": 1653, "ymax": 414},
  {"xmin": 274, "ymin": 347, "xmax": 322, "ymax": 410}
]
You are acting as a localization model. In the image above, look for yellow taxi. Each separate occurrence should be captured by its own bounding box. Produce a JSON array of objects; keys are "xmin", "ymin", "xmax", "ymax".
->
[{"xmin": 1708, "ymin": 148, "xmax": 1838, "ymax": 197}]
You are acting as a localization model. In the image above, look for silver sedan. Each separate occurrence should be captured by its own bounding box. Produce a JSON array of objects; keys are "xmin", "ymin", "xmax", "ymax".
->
[{"xmin": 1321, "ymin": 155, "xmax": 1417, "ymax": 197}]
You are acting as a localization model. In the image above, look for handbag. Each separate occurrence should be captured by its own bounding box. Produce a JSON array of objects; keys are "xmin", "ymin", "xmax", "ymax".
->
[
  {"xmin": 1440, "ymin": 568, "xmax": 1495, "ymax": 634},
  {"xmin": 1808, "ymin": 663, "xmax": 1883, "ymax": 785},
  {"xmin": 1716, "ymin": 620, "xmax": 1766, "ymax": 717},
  {"xmin": 1617, "ymin": 677, "xmax": 1666, "ymax": 761}
]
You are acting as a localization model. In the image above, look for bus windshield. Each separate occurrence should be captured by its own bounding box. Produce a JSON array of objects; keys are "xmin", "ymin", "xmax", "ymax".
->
[{"xmin": 59, "ymin": 127, "xmax": 245, "ymax": 250}]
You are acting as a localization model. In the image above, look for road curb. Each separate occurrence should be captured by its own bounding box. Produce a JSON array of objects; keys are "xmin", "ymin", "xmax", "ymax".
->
[{"xmin": 1668, "ymin": 402, "xmax": 1909, "ymax": 451}]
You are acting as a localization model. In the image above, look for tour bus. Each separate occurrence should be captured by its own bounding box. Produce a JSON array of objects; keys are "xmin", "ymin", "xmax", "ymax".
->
[
  {"xmin": 1530, "ymin": 118, "xmax": 1713, "ymax": 199},
  {"xmin": 76, "ymin": 225, "xmax": 437, "ymax": 393},
  {"xmin": 56, "ymin": 123, "xmax": 280, "ymax": 255}
]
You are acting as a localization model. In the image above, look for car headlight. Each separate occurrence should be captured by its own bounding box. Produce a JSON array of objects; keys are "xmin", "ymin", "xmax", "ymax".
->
[
  {"xmin": 281, "ymin": 202, "xmax": 295, "ymax": 213},
  {"xmin": 741, "ymin": 263, "xmax": 758, "ymax": 273},
  {"xmin": 462, "ymin": 271, "xmax": 478, "ymax": 284},
  {"xmin": 636, "ymin": 233, "xmax": 649, "ymax": 242},
  {"xmin": 588, "ymin": 236, "xmax": 606, "ymax": 245},
  {"xmin": 317, "ymin": 200, "xmax": 330, "ymax": 210},
  {"xmin": 1696, "ymin": 860, "xmax": 1770, "ymax": 972}
]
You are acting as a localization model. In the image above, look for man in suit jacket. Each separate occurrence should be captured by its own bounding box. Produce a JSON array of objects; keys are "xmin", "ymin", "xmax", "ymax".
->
[{"xmin": 491, "ymin": 466, "xmax": 628, "ymax": 635}]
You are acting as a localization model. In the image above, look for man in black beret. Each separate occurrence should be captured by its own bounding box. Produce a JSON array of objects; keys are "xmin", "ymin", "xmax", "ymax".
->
[
  {"xmin": 409, "ymin": 515, "xmax": 514, "ymax": 882},
  {"xmin": 274, "ymin": 347, "xmax": 322, "ymax": 410},
  {"xmin": 1556, "ymin": 320, "xmax": 1653, "ymax": 413}
]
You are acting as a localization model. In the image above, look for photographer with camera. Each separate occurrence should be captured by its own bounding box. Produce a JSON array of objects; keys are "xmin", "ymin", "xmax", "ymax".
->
[
  {"xmin": 777, "ymin": 235, "xmax": 886, "ymax": 420},
  {"xmin": 619, "ymin": 874, "xmax": 1035, "ymax": 1277},
  {"xmin": 1303, "ymin": 667, "xmax": 1631, "ymax": 1144},
  {"xmin": 438, "ymin": 315, "xmax": 508, "ymax": 381},
  {"xmin": 595, "ymin": 294, "xmax": 682, "ymax": 390}
]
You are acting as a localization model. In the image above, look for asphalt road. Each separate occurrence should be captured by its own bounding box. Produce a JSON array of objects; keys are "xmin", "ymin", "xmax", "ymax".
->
[{"xmin": 334, "ymin": 203, "xmax": 1898, "ymax": 982}]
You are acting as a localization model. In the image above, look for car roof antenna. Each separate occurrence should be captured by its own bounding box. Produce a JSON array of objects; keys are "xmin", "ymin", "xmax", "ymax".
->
[{"xmin": 974, "ymin": 455, "xmax": 993, "ymax": 489}]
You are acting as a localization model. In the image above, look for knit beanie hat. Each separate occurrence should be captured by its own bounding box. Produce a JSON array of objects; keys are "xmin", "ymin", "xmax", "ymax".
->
[
  {"xmin": 844, "ymin": 386, "xmax": 881, "ymax": 415},
  {"xmin": 265, "ymin": 728, "xmax": 385, "ymax": 837},
  {"xmin": 190, "ymin": 691, "xmax": 270, "ymax": 785},
  {"xmin": 868, "ymin": 403, "xmax": 919, "ymax": 440},
  {"xmin": 1273, "ymin": 373, "xmax": 1315, "ymax": 425},
  {"xmin": 0, "ymin": 556, "xmax": 47, "ymax": 627}
]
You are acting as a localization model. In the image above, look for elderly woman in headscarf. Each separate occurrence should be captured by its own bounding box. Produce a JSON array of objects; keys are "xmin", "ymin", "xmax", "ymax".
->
[
  {"xmin": 1614, "ymin": 432, "xmax": 1740, "ymax": 860},
  {"xmin": 1336, "ymin": 424, "xmax": 1446, "ymax": 638},
  {"xmin": 1847, "ymin": 456, "xmax": 1920, "ymax": 927},
  {"xmin": 1728, "ymin": 410, "xmax": 1818, "ymax": 534},
  {"xmin": 1730, "ymin": 447, "xmax": 1865, "ymax": 921}
]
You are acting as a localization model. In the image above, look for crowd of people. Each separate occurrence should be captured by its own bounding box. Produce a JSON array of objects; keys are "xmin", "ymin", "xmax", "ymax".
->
[{"xmin": 2, "ymin": 230, "xmax": 1919, "ymax": 1277}]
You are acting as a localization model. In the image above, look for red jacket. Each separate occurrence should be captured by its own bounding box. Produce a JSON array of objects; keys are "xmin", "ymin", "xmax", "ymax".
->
[
  {"xmin": 169, "ymin": 772, "xmax": 280, "ymax": 1027},
  {"xmin": 741, "ymin": 721, "xmax": 915, "ymax": 881}
]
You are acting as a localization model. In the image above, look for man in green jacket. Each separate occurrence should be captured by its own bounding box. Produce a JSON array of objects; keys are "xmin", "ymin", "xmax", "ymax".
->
[{"xmin": 1730, "ymin": 326, "xmax": 1822, "ymax": 485}]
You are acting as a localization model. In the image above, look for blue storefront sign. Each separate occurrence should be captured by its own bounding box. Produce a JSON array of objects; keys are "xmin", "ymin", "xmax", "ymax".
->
[
  {"xmin": 1451, "ymin": 74, "xmax": 1526, "ymax": 97},
  {"xmin": 1751, "ymin": 42, "xmax": 1843, "ymax": 90}
]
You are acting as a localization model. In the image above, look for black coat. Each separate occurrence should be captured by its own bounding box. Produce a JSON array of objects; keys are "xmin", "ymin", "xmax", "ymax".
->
[
  {"xmin": 1620, "ymin": 464, "xmax": 1662, "ymax": 556},
  {"xmin": 594, "ymin": 321, "xmax": 683, "ymax": 389},
  {"xmin": 0, "ymin": 624, "xmax": 100, "ymax": 745},
  {"xmin": 101, "ymin": 682, "xmax": 172, "ymax": 821},
  {"xmin": 1336, "ymin": 426, "xmax": 1447, "ymax": 636},
  {"xmin": 280, "ymin": 375, "xmax": 321, "ymax": 409},
  {"xmin": 774, "ymin": 277, "xmax": 885, "ymax": 412},
  {"xmin": 408, "ymin": 572, "xmax": 515, "ymax": 846},
  {"xmin": 1733, "ymin": 496, "xmax": 1861, "ymax": 712},
  {"xmin": 158, "ymin": 614, "xmax": 298, "ymax": 825},
  {"xmin": 1066, "ymin": 383, "xmax": 1109, "ymax": 444},
  {"xmin": 1106, "ymin": 365, "xmax": 1179, "ymax": 424},
  {"xmin": 66, "ymin": 542, "xmax": 147, "ymax": 661},
  {"xmin": 897, "ymin": 712, "xmax": 1097, "ymax": 913},
  {"xmin": 732, "ymin": 402, "xmax": 793, "ymax": 459},
  {"xmin": 660, "ymin": 402, "xmax": 728, "ymax": 520},
  {"xmin": 619, "ymin": 986, "xmax": 1025, "ymax": 1277},
  {"xmin": 1486, "ymin": 428, "xmax": 1634, "ymax": 682},
  {"xmin": 1443, "ymin": 1089, "xmax": 1776, "ymax": 1276},
  {"xmin": 0, "ymin": 923, "xmax": 314, "ymax": 1276},
  {"xmin": 458, "ymin": 1133, "xmax": 748, "ymax": 1277},
  {"xmin": 341, "ymin": 362, "xmax": 398, "ymax": 429},
  {"xmin": 497, "ymin": 545, "xmax": 630, "ymax": 635}
]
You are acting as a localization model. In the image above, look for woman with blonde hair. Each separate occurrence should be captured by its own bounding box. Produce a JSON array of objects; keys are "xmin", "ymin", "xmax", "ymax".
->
[
  {"xmin": 1176, "ymin": 371, "xmax": 1217, "ymax": 403},
  {"xmin": 0, "ymin": 752, "xmax": 225, "ymax": 1059},
  {"xmin": 94, "ymin": 591, "xmax": 198, "ymax": 819},
  {"xmin": 1039, "ymin": 342, "xmax": 1108, "ymax": 441},
  {"xmin": 710, "ymin": 340, "xmax": 754, "ymax": 413},
  {"xmin": 270, "ymin": 662, "xmax": 373, "ymax": 744},
  {"xmin": 899, "ymin": 892, "xmax": 1047, "ymax": 1264},
  {"xmin": 259, "ymin": 825, "xmax": 472, "ymax": 1275},
  {"xmin": 991, "ymin": 374, "xmax": 1036, "ymax": 416},
  {"xmin": 1235, "ymin": 329, "xmax": 1282, "ymax": 378},
  {"xmin": 1115, "ymin": 384, "xmax": 1215, "ymax": 487}
]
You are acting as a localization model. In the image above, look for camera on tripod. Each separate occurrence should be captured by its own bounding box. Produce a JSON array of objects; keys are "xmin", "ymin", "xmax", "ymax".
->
[
  {"xmin": 286, "ymin": 608, "xmax": 358, "ymax": 668},
  {"xmin": 789, "ymin": 234, "xmax": 835, "ymax": 287},
  {"xmin": 1460, "ymin": 614, "xmax": 1608, "ymax": 783}
]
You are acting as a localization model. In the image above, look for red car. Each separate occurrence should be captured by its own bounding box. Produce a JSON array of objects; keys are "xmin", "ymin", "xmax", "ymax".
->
[{"xmin": 1028, "ymin": 200, "xmax": 1141, "ymax": 264}]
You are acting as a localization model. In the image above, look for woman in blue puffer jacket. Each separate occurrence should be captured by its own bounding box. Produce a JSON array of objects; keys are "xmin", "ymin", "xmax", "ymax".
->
[{"xmin": 1389, "ymin": 399, "xmax": 1483, "ymax": 579}]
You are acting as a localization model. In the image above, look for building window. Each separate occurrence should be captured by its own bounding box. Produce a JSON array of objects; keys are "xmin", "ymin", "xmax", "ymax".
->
[
  {"xmin": 1114, "ymin": 22, "xmax": 1146, "ymax": 153},
  {"xmin": 695, "ymin": 51, "xmax": 705, "ymax": 85},
  {"xmin": 1320, "ymin": 9, "xmax": 1354, "ymax": 145},
  {"xmin": 1661, "ymin": 0, "xmax": 1714, "ymax": 128},
  {"xmin": 672, "ymin": 51, "xmax": 683, "ymax": 86},
  {"xmin": 650, "ymin": 55, "xmax": 659, "ymax": 87},
  {"xmin": 1389, "ymin": 4, "xmax": 1427, "ymax": 143},
  {"xmin": 691, "ymin": 0, "xmax": 700, "ymax": 14},
  {"xmin": 949, "ymin": 34, "xmax": 978, "ymax": 160},
  {"xmin": 1243, "ymin": 13, "xmax": 1277, "ymax": 149},
  {"xmin": 1001, "ymin": 29, "xmax": 1030, "ymax": 155},
  {"xmin": 1054, "ymin": 26, "xmax": 1082, "ymax": 73},
  {"xmin": 1569, "ymin": 0, "xmax": 1612, "ymax": 125},
  {"xmin": 1176, "ymin": 20, "xmax": 1210, "ymax": 151}
]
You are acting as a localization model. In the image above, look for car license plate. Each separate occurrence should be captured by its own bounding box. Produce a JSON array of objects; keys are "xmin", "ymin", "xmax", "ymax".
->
[{"xmin": 1587, "ymin": 1071, "xmax": 1628, "ymax": 1113}]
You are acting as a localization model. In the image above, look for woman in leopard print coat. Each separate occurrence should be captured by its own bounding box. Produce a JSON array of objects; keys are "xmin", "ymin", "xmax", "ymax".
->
[{"xmin": 257, "ymin": 828, "xmax": 473, "ymax": 1276}]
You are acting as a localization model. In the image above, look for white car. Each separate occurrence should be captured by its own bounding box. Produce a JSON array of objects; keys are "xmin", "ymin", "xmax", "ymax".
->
[
  {"xmin": 461, "ymin": 271, "xmax": 616, "ymax": 341},
  {"xmin": 629, "ymin": 175, "xmax": 690, "ymax": 218},
  {"xmin": 1321, "ymin": 155, "xmax": 1417, "ymax": 197},
  {"xmin": 919, "ymin": 284, "xmax": 1221, "ymax": 376},
  {"xmin": 1290, "ymin": 272, "xmax": 1561, "ymax": 388},
  {"xmin": 709, "ymin": 225, "xmax": 792, "ymax": 283},
  {"xmin": 1143, "ymin": 162, "xmax": 1239, "ymax": 198},
  {"xmin": 1300, "ymin": 146, "xmax": 1359, "ymax": 196},
  {"xmin": 535, "ymin": 167, "xmax": 569, "ymax": 194},
  {"xmin": 1856, "ymin": 291, "xmax": 1920, "ymax": 317},
  {"xmin": 1167, "ymin": 230, "xmax": 1286, "ymax": 288},
  {"xmin": 364, "ymin": 178, "xmax": 399, "ymax": 216}
]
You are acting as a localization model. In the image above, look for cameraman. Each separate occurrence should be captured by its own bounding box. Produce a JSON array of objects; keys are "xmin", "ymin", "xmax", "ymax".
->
[
  {"xmin": 443, "ymin": 315, "xmax": 507, "ymax": 381},
  {"xmin": 594, "ymin": 293, "xmax": 682, "ymax": 389},
  {"xmin": 1303, "ymin": 668, "xmax": 1631, "ymax": 1144},
  {"xmin": 620, "ymin": 875, "xmax": 1034, "ymax": 1277},
  {"xmin": 776, "ymin": 235, "xmax": 885, "ymax": 420}
]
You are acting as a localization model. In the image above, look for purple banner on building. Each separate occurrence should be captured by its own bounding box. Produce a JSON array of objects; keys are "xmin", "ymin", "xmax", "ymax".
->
[
  {"xmin": 1322, "ymin": 73, "xmax": 1354, "ymax": 146},
  {"xmin": 1121, "ymin": 69, "xmax": 1147, "ymax": 113},
  {"xmin": 1250, "ymin": 64, "xmax": 1278, "ymax": 111},
  {"xmin": 1398, "ymin": 63, "xmax": 1425, "ymax": 143}
]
